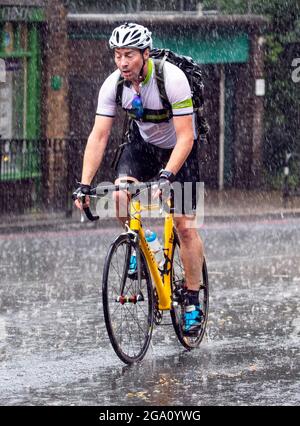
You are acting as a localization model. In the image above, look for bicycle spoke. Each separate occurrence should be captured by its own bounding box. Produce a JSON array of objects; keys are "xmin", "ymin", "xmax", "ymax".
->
[{"xmin": 102, "ymin": 235, "xmax": 153, "ymax": 363}]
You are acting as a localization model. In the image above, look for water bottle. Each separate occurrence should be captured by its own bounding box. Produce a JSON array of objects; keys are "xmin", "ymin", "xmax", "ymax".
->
[{"xmin": 145, "ymin": 229, "xmax": 164, "ymax": 268}]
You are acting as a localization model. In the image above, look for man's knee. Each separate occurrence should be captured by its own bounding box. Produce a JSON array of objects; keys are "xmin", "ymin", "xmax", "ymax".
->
[
  {"xmin": 175, "ymin": 218, "xmax": 199, "ymax": 243},
  {"xmin": 113, "ymin": 190, "xmax": 127, "ymax": 219}
]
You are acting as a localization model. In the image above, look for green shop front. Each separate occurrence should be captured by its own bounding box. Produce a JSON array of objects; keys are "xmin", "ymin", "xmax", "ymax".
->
[{"xmin": 0, "ymin": 3, "xmax": 44, "ymax": 210}]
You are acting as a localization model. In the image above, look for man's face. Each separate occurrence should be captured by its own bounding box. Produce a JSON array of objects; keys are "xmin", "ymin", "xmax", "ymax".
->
[{"xmin": 114, "ymin": 48, "xmax": 147, "ymax": 81}]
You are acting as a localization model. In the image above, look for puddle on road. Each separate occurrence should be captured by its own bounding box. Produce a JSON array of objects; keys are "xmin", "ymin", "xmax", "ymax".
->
[{"xmin": 0, "ymin": 223, "xmax": 299, "ymax": 405}]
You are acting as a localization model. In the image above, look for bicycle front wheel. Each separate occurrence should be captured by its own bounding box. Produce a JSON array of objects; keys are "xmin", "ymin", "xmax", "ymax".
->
[
  {"xmin": 102, "ymin": 234, "xmax": 154, "ymax": 364},
  {"xmin": 170, "ymin": 231, "xmax": 209, "ymax": 350}
]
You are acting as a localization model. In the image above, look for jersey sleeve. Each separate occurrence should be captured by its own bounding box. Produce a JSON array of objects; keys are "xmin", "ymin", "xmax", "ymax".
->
[
  {"xmin": 164, "ymin": 62, "xmax": 193, "ymax": 117},
  {"xmin": 96, "ymin": 70, "xmax": 120, "ymax": 117}
]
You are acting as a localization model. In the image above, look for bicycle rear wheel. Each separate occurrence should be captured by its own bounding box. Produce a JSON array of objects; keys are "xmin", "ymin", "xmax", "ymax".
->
[
  {"xmin": 170, "ymin": 231, "xmax": 209, "ymax": 350},
  {"xmin": 102, "ymin": 234, "xmax": 154, "ymax": 364}
]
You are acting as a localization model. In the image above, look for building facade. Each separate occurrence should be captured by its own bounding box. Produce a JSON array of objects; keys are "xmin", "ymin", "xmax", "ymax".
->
[
  {"xmin": 0, "ymin": 0, "xmax": 268, "ymax": 215},
  {"xmin": 68, "ymin": 13, "xmax": 267, "ymax": 189}
]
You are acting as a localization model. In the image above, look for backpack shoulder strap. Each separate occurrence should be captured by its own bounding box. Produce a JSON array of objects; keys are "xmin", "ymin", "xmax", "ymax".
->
[
  {"xmin": 115, "ymin": 75, "xmax": 131, "ymax": 107},
  {"xmin": 153, "ymin": 58, "xmax": 172, "ymax": 111},
  {"xmin": 116, "ymin": 75, "xmax": 124, "ymax": 107}
]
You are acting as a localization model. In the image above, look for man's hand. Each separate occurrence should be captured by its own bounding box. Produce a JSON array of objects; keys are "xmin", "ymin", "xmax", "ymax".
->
[
  {"xmin": 153, "ymin": 169, "xmax": 175, "ymax": 200},
  {"xmin": 72, "ymin": 183, "xmax": 91, "ymax": 210},
  {"xmin": 158, "ymin": 169, "xmax": 175, "ymax": 184}
]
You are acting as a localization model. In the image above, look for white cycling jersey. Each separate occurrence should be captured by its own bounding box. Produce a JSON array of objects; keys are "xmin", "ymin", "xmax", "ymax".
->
[{"xmin": 96, "ymin": 59, "xmax": 195, "ymax": 149}]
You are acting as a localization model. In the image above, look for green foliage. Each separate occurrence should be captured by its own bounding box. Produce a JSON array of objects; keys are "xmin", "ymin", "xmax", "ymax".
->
[
  {"xmin": 207, "ymin": 0, "xmax": 300, "ymax": 180},
  {"xmin": 262, "ymin": 1, "xmax": 300, "ymax": 176},
  {"xmin": 265, "ymin": 35, "xmax": 283, "ymax": 63}
]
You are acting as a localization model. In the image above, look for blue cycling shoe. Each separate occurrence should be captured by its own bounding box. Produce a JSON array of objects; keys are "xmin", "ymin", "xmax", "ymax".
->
[
  {"xmin": 128, "ymin": 253, "xmax": 137, "ymax": 276},
  {"xmin": 183, "ymin": 304, "xmax": 203, "ymax": 336}
]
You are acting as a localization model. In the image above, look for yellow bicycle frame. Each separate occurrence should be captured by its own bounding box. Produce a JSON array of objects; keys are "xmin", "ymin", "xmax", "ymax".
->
[{"xmin": 129, "ymin": 199, "xmax": 175, "ymax": 310}]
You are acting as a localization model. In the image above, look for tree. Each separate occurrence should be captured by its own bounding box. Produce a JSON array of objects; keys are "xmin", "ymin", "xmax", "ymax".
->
[{"xmin": 204, "ymin": 0, "xmax": 300, "ymax": 183}]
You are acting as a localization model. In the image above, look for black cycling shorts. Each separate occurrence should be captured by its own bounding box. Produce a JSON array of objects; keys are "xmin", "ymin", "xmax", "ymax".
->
[{"xmin": 116, "ymin": 128, "xmax": 201, "ymax": 215}]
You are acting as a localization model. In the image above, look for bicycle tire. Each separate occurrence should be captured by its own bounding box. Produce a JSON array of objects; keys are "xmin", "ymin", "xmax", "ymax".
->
[
  {"xmin": 170, "ymin": 230, "xmax": 209, "ymax": 350},
  {"xmin": 102, "ymin": 233, "xmax": 154, "ymax": 364}
]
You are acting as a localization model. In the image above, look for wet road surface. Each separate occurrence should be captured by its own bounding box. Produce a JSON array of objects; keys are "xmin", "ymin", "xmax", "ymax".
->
[{"xmin": 0, "ymin": 218, "xmax": 299, "ymax": 405}]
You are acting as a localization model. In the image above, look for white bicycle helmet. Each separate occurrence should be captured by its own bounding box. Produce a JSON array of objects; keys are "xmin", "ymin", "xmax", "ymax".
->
[{"xmin": 109, "ymin": 23, "xmax": 152, "ymax": 50}]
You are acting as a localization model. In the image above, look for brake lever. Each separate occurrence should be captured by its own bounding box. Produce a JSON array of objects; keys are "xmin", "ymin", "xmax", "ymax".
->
[{"xmin": 156, "ymin": 181, "xmax": 173, "ymax": 215}]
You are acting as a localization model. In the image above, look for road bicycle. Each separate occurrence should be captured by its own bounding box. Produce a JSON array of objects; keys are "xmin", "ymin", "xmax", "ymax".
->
[{"xmin": 77, "ymin": 181, "xmax": 209, "ymax": 364}]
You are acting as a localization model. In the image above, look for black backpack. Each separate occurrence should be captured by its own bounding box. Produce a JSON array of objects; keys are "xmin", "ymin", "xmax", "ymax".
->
[{"xmin": 150, "ymin": 48, "xmax": 210, "ymax": 142}]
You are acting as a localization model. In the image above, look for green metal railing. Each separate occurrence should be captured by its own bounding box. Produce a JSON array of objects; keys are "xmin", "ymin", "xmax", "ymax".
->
[
  {"xmin": 0, "ymin": 138, "xmax": 117, "ymax": 216},
  {"xmin": 0, "ymin": 139, "xmax": 40, "ymax": 181}
]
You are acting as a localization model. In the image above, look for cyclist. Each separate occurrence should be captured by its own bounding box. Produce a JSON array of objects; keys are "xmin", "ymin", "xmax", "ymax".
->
[{"xmin": 74, "ymin": 23, "xmax": 204, "ymax": 336}]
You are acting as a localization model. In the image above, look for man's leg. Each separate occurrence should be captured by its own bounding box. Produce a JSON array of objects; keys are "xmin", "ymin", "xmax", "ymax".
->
[
  {"xmin": 174, "ymin": 215, "xmax": 204, "ymax": 335},
  {"xmin": 174, "ymin": 215, "xmax": 204, "ymax": 290},
  {"xmin": 113, "ymin": 176, "xmax": 140, "ymax": 276},
  {"xmin": 113, "ymin": 176, "xmax": 139, "ymax": 226}
]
